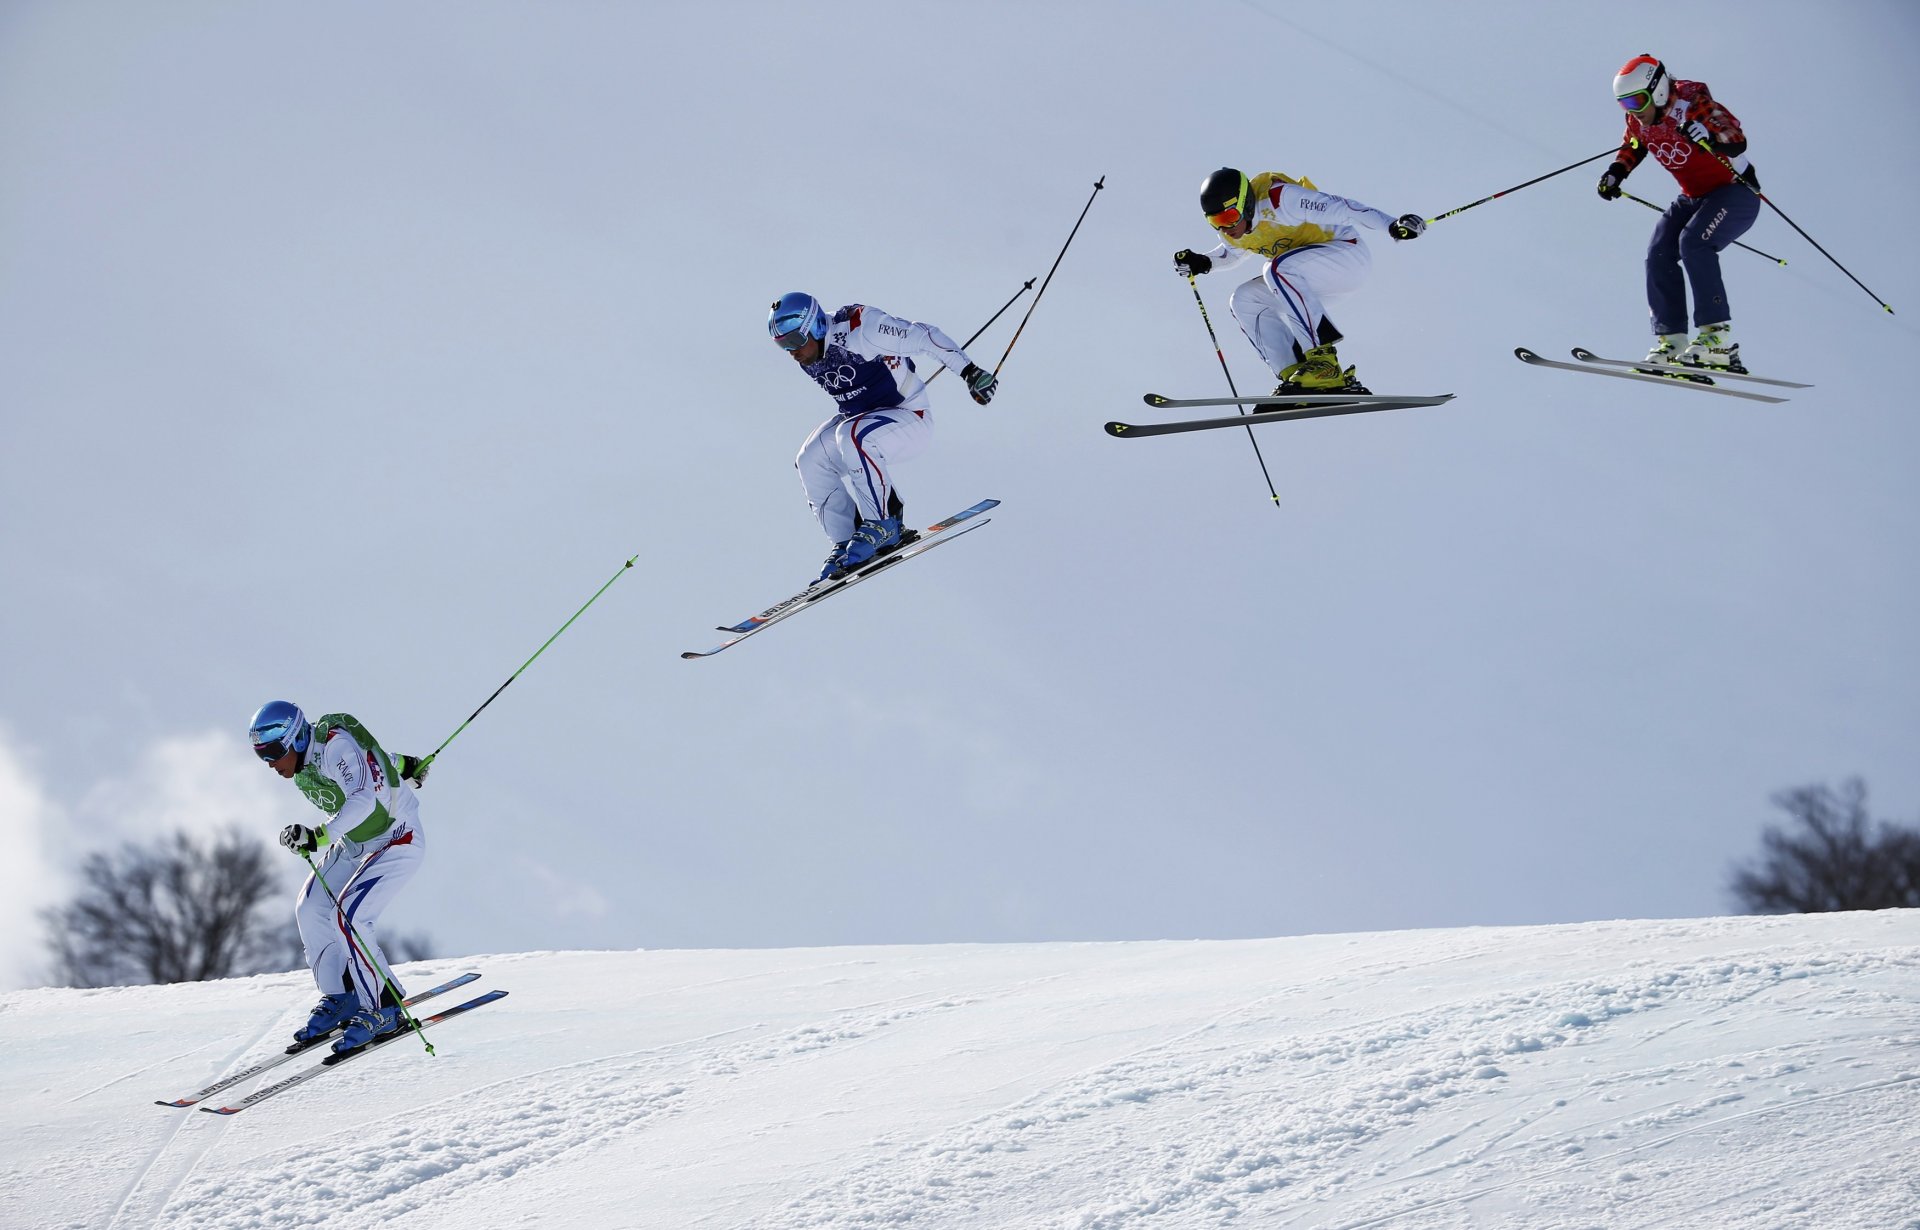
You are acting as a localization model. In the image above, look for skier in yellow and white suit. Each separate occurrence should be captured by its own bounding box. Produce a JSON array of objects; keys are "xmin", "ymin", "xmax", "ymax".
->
[{"xmin": 1174, "ymin": 167, "xmax": 1426, "ymax": 394}]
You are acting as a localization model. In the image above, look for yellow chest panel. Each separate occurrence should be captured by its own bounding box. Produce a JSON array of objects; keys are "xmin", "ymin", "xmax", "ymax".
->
[{"xmin": 1222, "ymin": 170, "xmax": 1337, "ymax": 255}]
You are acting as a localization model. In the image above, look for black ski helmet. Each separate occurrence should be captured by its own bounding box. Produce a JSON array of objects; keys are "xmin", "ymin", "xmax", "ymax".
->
[{"xmin": 1200, "ymin": 167, "xmax": 1251, "ymax": 225}]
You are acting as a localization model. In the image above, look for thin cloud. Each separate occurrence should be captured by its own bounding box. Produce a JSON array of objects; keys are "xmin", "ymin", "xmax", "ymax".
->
[{"xmin": 0, "ymin": 728, "xmax": 58, "ymax": 989}]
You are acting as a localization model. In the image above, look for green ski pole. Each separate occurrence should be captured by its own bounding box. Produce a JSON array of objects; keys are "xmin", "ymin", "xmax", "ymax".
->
[
  {"xmin": 417, "ymin": 554, "xmax": 638, "ymax": 775},
  {"xmin": 299, "ymin": 844, "xmax": 434, "ymax": 1054}
]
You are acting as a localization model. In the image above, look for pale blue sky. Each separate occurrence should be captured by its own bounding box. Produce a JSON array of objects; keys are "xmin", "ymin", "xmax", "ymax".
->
[{"xmin": 2, "ymin": 1, "xmax": 1915, "ymax": 987}]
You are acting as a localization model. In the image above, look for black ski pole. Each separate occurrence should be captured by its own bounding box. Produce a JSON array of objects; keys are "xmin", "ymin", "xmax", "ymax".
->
[
  {"xmin": 965, "ymin": 277, "xmax": 1036, "ymax": 349},
  {"xmin": 417, "ymin": 554, "xmax": 638, "ymax": 776},
  {"xmin": 925, "ymin": 277, "xmax": 1035, "ymax": 386},
  {"xmin": 1186, "ymin": 274, "xmax": 1282, "ymax": 507},
  {"xmin": 1622, "ymin": 191, "xmax": 1787, "ymax": 265},
  {"xmin": 1427, "ymin": 150, "xmax": 1618, "ymax": 224},
  {"xmin": 1690, "ymin": 137, "xmax": 1893, "ymax": 314},
  {"xmin": 993, "ymin": 176, "xmax": 1105, "ymax": 376}
]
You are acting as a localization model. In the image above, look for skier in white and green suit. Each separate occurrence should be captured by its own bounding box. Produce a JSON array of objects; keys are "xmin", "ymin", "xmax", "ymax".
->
[{"xmin": 249, "ymin": 700, "xmax": 429, "ymax": 1055}]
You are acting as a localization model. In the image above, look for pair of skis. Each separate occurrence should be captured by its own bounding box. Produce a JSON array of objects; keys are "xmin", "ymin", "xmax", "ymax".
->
[
  {"xmin": 155, "ymin": 971, "xmax": 507, "ymax": 1115},
  {"xmin": 1106, "ymin": 391, "xmax": 1457, "ymax": 438},
  {"xmin": 1106, "ymin": 346, "xmax": 1810, "ymax": 439},
  {"xmin": 1516, "ymin": 346, "xmax": 1810, "ymax": 402},
  {"xmin": 688, "ymin": 346, "xmax": 1807, "ymax": 645},
  {"xmin": 681, "ymin": 499, "xmax": 1000, "ymax": 659}
]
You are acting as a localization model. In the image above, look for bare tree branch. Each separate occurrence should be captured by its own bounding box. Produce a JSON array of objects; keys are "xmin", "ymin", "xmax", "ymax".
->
[
  {"xmin": 1730, "ymin": 779, "xmax": 1920, "ymax": 914},
  {"xmin": 40, "ymin": 830, "xmax": 288, "ymax": 987}
]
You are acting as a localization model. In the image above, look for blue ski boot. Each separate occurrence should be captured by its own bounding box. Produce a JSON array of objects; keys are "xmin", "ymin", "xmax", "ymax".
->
[
  {"xmin": 331, "ymin": 1005, "xmax": 405, "ymax": 1055},
  {"xmin": 814, "ymin": 540, "xmax": 853, "ymax": 585},
  {"xmin": 840, "ymin": 516, "xmax": 903, "ymax": 570},
  {"xmin": 290, "ymin": 992, "xmax": 356, "ymax": 1048}
]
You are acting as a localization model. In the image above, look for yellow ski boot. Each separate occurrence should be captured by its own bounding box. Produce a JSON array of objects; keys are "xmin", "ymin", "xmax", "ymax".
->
[{"xmin": 1274, "ymin": 344, "xmax": 1370, "ymax": 395}]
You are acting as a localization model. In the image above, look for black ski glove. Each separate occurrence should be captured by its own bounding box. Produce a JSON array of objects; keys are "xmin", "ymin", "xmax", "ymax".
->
[
  {"xmin": 960, "ymin": 363, "xmax": 998, "ymax": 406},
  {"xmin": 1173, "ymin": 249, "xmax": 1212, "ymax": 277},
  {"xmin": 1388, "ymin": 214, "xmax": 1426, "ymax": 241},
  {"xmin": 280, "ymin": 823, "xmax": 323, "ymax": 855},
  {"xmin": 1597, "ymin": 162, "xmax": 1628, "ymax": 201},
  {"xmin": 396, "ymin": 754, "xmax": 430, "ymax": 788}
]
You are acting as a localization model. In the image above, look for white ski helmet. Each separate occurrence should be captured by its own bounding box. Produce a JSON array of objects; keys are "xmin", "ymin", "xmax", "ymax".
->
[{"xmin": 1614, "ymin": 54, "xmax": 1670, "ymax": 116}]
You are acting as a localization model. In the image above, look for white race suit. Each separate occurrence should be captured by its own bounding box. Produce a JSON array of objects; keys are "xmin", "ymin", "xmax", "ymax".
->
[
  {"xmin": 793, "ymin": 304, "xmax": 977, "ymax": 543},
  {"xmin": 289, "ymin": 714, "xmax": 424, "ymax": 1014},
  {"xmin": 1197, "ymin": 172, "xmax": 1399, "ymax": 375}
]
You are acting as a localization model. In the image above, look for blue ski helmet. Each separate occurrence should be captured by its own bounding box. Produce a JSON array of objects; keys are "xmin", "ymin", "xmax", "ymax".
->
[
  {"xmin": 249, "ymin": 700, "xmax": 312, "ymax": 764},
  {"xmin": 768, "ymin": 292, "xmax": 829, "ymax": 352}
]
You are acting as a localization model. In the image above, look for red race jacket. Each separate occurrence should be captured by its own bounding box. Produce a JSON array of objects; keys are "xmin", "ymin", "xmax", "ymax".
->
[{"xmin": 1617, "ymin": 79, "xmax": 1748, "ymax": 199}]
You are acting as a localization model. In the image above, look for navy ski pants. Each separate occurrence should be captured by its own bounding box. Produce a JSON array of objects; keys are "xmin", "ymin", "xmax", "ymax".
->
[{"xmin": 1646, "ymin": 182, "xmax": 1760, "ymax": 333}]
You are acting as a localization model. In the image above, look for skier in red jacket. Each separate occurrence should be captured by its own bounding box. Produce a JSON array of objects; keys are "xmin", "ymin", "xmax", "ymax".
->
[{"xmin": 1597, "ymin": 55, "xmax": 1761, "ymax": 373}]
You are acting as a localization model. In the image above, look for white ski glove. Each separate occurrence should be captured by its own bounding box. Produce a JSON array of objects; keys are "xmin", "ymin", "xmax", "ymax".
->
[{"xmin": 1388, "ymin": 214, "xmax": 1427, "ymax": 241}]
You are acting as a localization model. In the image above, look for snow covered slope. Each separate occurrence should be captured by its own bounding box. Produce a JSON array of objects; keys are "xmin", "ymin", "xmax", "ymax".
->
[{"xmin": 3, "ymin": 912, "xmax": 1916, "ymax": 1229}]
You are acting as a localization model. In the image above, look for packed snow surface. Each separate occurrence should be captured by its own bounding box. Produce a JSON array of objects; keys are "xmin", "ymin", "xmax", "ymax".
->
[{"xmin": 2, "ymin": 911, "xmax": 1916, "ymax": 1229}]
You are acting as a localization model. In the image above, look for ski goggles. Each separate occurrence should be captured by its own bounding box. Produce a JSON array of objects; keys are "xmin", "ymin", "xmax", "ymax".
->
[
  {"xmin": 249, "ymin": 721, "xmax": 305, "ymax": 763},
  {"xmin": 1207, "ymin": 203, "xmax": 1245, "ymax": 228},
  {"xmin": 251, "ymin": 734, "xmax": 296, "ymax": 762},
  {"xmin": 1616, "ymin": 90, "xmax": 1655, "ymax": 114},
  {"xmin": 771, "ymin": 324, "xmax": 813, "ymax": 352}
]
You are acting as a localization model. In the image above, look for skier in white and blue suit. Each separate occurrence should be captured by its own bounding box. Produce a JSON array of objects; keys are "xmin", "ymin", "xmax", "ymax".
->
[{"xmin": 768, "ymin": 292, "xmax": 998, "ymax": 583}]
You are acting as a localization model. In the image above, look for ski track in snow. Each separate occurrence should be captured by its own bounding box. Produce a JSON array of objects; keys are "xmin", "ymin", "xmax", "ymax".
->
[
  {"xmin": 91, "ymin": 1003, "xmax": 301, "ymax": 1230},
  {"xmin": 737, "ymin": 949, "xmax": 1918, "ymax": 1229}
]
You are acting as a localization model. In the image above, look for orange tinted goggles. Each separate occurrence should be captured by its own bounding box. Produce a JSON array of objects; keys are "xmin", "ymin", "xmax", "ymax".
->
[{"xmin": 1208, "ymin": 205, "xmax": 1244, "ymax": 228}]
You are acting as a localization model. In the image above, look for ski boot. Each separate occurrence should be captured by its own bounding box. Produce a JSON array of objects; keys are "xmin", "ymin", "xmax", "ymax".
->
[
  {"xmin": 814, "ymin": 540, "xmax": 853, "ymax": 585},
  {"xmin": 840, "ymin": 516, "xmax": 903, "ymax": 570},
  {"xmin": 1642, "ymin": 332, "xmax": 1687, "ymax": 367},
  {"xmin": 1680, "ymin": 322, "xmax": 1745, "ymax": 373},
  {"xmin": 1274, "ymin": 344, "xmax": 1369, "ymax": 395},
  {"xmin": 289, "ymin": 992, "xmax": 357, "ymax": 1050},
  {"xmin": 332, "ymin": 1004, "xmax": 405, "ymax": 1055},
  {"xmin": 1635, "ymin": 331, "xmax": 1714, "ymax": 383}
]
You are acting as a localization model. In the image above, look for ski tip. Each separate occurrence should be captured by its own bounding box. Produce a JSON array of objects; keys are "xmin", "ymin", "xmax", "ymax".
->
[
  {"xmin": 1105, "ymin": 422, "xmax": 1131, "ymax": 436},
  {"xmin": 1142, "ymin": 394, "xmax": 1170, "ymax": 407},
  {"xmin": 201, "ymin": 1105, "xmax": 242, "ymax": 1116},
  {"xmin": 156, "ymin": 1099, "xmax": 195, "ymax": 1108},
  {"xmin": 1570, "ymin": 346, "xmax": 1599, "ymax": 361},
  {"xmin": 1514, "ymin": 346, "xmax": 1540, "ymax": 360}
]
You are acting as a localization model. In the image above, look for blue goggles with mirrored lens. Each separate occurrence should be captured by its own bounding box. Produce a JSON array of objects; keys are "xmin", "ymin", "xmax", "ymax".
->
[
  {"xmin": 1617, "ymin": 90, "xmax": 1654, "ymax": 113},
  {"xmin": 771, "ymin": 319, "xmax": 816, "ymax": 351},
  {"xmin": 250, "ymin": 726, "xmax": 299, "ymax": 762}
]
